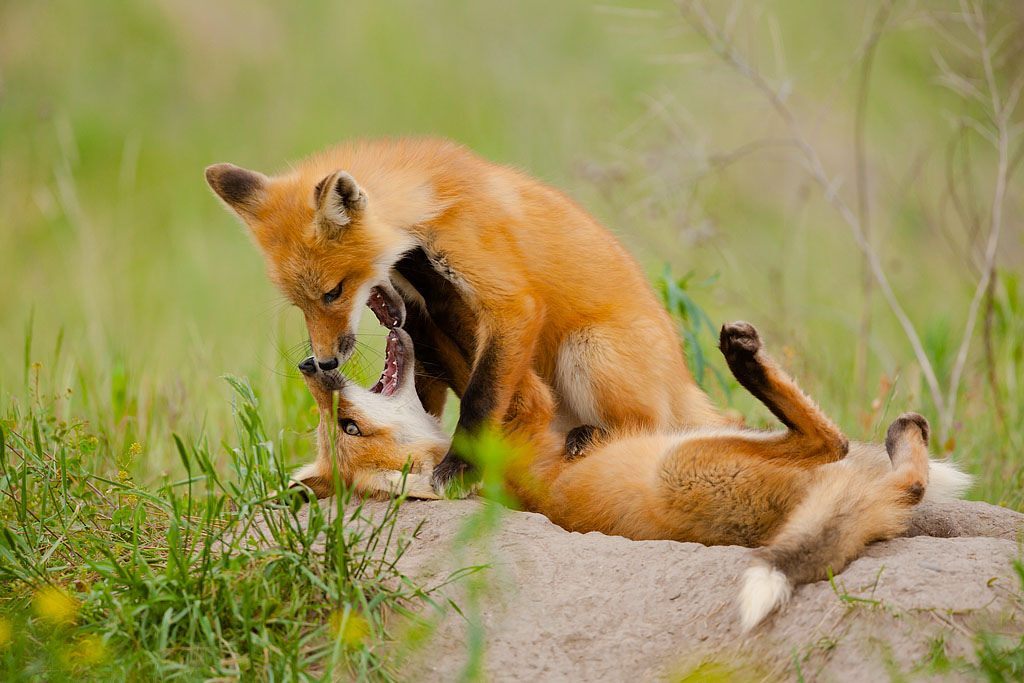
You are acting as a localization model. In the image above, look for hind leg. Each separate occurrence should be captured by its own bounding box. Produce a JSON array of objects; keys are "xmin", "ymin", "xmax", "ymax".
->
[
  {"xmin": 719, "ymin": 321, "xmax": 848, "ymax": 462},
  {"xmin": 883, "ymin": 412, "xmax": 930, "ymax": 505},
  {"xmin": 555, "ymin": 324, "xmax": 726, "ymax": 434}
]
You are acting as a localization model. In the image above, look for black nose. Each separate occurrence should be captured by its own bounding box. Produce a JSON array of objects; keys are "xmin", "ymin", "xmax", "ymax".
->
[
  {"xmin": 298, "ymin": 356, "xmax": 318, "ymax": 375},
  {"xmin": 317, "ymin": 357, "xmax": 340, "ymax": 371}
]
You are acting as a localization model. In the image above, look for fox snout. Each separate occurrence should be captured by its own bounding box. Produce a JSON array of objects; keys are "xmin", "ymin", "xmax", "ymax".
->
[
  {"xmin": 298, "ymin": 355, "xmax": 345, "ymax": 397},
  {"xmin": 311, "ymin": 333, "xmax": 356, "ymax": 372}
]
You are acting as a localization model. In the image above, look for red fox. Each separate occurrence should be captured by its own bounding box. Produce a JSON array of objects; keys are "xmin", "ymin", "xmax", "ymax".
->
[
  {"xmin": 293, "ymin": 321, "xmax": 970, "ymax": 630},
  {"xmin": 204, "ymin": 138, "xmax": 726, "ymax": 492}
]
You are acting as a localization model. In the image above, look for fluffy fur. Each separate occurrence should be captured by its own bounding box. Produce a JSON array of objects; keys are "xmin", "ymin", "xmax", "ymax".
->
[
  {"xmin": 205, "ymin": 138, "xmax": 727, "ymax": 491},
  {"xmin": 294, "ymin": 320, "xmax": 971, "ymax": 631}
]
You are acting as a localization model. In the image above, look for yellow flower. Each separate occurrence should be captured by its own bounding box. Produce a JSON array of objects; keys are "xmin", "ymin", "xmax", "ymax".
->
[
  {"xmin": 129, "ymin": 442, "xmax": 143, "ymax": 457},
  {"xmin": 329, "ymin": 609, "xmax": 369, "ymax": 647},
  {"xmin": 0, "ymin": 617, "xmax": 12, "ymax": 648},
  {"xmin": 65, "ymin": 634, "xmax": 107, "ymax": 667},
  {"xmin": 33, "ymin": 586, "xmax": 79, "ymax": 626}
]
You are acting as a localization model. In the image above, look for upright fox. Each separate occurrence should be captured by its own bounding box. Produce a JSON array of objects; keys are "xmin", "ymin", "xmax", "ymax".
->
[
  {"xmin": 205, "ymin": 138, "xmax": 725, "ymax": 490},
  {"xmin": 293, "ymin": 321, "xmax": 970, "ymax": 630}
]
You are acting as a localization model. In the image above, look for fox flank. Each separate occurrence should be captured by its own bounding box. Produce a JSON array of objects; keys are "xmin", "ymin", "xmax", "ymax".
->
[{"xmin": 205, "ymin": 137, "xmax": 726, "ymax": 492}]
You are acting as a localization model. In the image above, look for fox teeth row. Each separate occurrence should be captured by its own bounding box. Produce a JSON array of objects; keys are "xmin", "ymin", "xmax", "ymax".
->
[{"xmin": 371, "ymin": 290, "xmax": 400, "ymax": 328}]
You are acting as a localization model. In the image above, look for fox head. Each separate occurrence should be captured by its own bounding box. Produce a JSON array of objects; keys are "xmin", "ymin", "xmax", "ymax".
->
[
  {"xmin": 292, "ymin": 327, "xmax": 448, "ymax": 499},
  {"xmin": 205, "ymin": 162, "xmax": 410, "ymax": 370}
]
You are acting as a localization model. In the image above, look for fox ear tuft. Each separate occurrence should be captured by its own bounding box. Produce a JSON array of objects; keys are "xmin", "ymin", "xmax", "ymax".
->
[
  {"xmin": 315, "ymin": 171, "xmax": 367, "ymax": 239},
  {"xmin": 205, "ymin": 163, "xmax": 268, "ymax": 218}
]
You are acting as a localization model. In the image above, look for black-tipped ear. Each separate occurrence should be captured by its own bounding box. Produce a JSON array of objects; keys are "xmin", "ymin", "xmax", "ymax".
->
[
  {"xmin": 205, "ymin": 163, "xmax": 269, "ymax": 218},
  {"xmin": 315, "ymin": 170, "xmax": 367, "ymax": 239}
]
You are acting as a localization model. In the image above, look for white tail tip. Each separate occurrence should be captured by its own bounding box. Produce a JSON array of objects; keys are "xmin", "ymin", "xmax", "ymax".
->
[
  {"xmin": 738, "ymin": 564, "xmax": 791, "ymax": 632},
  {"xmin": 925, "ymin": 460, "xmax": 972, "ymax": 501}
]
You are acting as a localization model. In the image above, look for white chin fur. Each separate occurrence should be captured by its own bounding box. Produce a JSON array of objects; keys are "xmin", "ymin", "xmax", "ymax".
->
[{"xmin": 738, "ymin": 564, "xmax": 791, "ymax": 632}]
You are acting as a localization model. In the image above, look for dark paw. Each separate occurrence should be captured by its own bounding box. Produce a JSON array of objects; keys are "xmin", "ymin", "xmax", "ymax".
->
[
  {"xmin": 284, "ymin": 480, "xmax": 313, "ymax": 505},
  {"xmin": 564, "ymin": 425, "xmax": 603, "ymax": 461},
  {"xmin": 431, "ymin": 454, "xmax": 474, "ymax": 497},
  {"xmin": 719, "ymin": 321, "xmax": 762, "ymax": 360},
  {"xmin": 884, "ymin": 412, "xmax": 930, "ymax": 460}
]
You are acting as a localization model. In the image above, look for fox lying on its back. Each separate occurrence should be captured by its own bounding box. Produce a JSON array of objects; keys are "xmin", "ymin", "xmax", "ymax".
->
[{"xmin": 293, "ymin": 321, "xmax": 970, "ymax": 630}]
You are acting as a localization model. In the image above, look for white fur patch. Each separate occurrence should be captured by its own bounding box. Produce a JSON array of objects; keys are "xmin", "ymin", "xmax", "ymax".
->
[
  {"xmin": 738, "ymin": 564, "xmax": 792, "ymax": 632},
  {"xmin": 342, "ymin": 384, "xmax": 447, "ymax": 448},
  {"xmin": 925, "ymin": 460, "xmax": 973, "ymax": 501},
  {"xmin": 485, "ymin": 172, "xmax": 522, "ymax": 219},
  {"xmin": 374, "ymin": 235, "xmax": 418, "ymax": 274},
  {"xmin": 554, "ymin": 334, "xmax": 603, "ymax": 426},
  {"xmin": 347, "ymin": 281, "xmax": 375, "ymax": 340}
]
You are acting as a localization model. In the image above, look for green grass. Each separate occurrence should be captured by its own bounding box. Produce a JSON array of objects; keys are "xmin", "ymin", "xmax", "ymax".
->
[
  {"xmin": 1, "ymin": 0, "xmax": 1022, "ymax": 678},
  {"xmin": 0, "ymin": 372, "xmax": 441, "ymax": 679}
]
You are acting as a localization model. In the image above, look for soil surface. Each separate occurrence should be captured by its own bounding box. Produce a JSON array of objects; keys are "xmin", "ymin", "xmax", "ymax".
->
[{"xmin": 269, "ymin": 497, "xmax": 1024, "ymax": 681}]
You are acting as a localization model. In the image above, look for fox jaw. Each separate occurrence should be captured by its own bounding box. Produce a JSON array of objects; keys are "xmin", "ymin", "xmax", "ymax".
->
[
  {"xmin": 205, "ymin": 163, "xmax": 412, "ymax": 371},
  {"xmin": 294, "ymin": 327, "xmax": 449, "ymax": 500}
]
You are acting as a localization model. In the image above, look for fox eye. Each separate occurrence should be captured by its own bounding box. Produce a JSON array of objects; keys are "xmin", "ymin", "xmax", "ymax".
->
[
  {"xmin": 322, "ymin": 281, "xmax": 344, "ymax": 305},
  {"xmin": 340, "ymin": 419, "xmax": 361, "ymax": 436}
]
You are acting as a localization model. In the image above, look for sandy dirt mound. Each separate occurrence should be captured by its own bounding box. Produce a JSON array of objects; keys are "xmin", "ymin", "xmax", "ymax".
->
[{"xmin": 277, "ymin": 497, "xmax": 1024, "ymax": 681}]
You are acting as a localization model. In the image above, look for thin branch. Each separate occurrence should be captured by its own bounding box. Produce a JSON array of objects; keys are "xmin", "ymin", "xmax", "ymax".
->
[
  {"xmin": 678, "ymin": 0, "xmax": 947, "ymax": 416},
  {"xmin": 982, "ymin": 272, "xmax": 1007, "ymax": 431},
  {"xmin": 854, "ymin": 2, "xmax": 894, "ymax": 402},
  {"xmin": 942, "ymin": 1, "xmax": 1013, "ymax": 434}
]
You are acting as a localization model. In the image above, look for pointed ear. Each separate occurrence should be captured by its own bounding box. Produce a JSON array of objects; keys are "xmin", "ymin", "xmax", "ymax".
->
[
  {"xmin": 314, "ymin": 170, "xmax": 367, "ymax": 240},
  {"xmin": 205, "ymin": 163, "xmax": 269, "ymax": 219}
]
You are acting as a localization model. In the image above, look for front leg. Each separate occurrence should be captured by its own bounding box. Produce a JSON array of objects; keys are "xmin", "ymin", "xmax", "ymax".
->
[
  {"xmin": 366, "ymin": 470, "xmax": 444, "ymax": 500},
  {"xmin": 403, "ymin": 297, "xmax": 472, "ymax": 417},
  {"xmin": 431, "ymin": 295, "xmax": 545, "ymax": 494}
]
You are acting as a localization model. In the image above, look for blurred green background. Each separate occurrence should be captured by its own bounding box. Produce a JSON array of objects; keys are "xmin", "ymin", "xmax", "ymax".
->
[{"xmin": 1, "ymin": 1, "xmax": 1021, "ymax": 502}]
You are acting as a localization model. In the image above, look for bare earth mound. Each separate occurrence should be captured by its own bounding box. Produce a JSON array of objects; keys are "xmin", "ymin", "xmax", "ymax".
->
[{"xmin": 285, "ymin": 497, "xmax": 1024, "ymax": 680}]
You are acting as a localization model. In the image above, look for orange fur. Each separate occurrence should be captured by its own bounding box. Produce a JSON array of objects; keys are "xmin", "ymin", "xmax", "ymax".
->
[
  {"xmin": 206, "ymin": 138, "xmax": 726, "ymax": 488},
  {"xmin": 293, "ymin": 321, "xmax": 966, "ymax": 631}
]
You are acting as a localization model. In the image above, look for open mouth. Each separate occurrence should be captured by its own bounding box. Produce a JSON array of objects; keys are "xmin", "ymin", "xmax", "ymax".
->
[
  {"xmin": 367, "ymin": 285, "xmax": 404, "ymax": 328},
  {"xmin": 366, "ymin": 283, "xmax": 409, "ymax": 397},
  {"xmin": 370, "ymin": 329, "xmax": 407, "ymax": 396}
]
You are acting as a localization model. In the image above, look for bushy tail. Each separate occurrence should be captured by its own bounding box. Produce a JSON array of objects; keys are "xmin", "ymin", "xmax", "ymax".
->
[
  {"xmin": 738, "ymin": 564, "xmax": 792, "ymax": 632},
  {"xmin": 738, "ymin": 413, "xmax": 937, "ymax": 631},
  {"xmin": 925, "ymin": 459, "xmax": 972, "ymax": 501}
]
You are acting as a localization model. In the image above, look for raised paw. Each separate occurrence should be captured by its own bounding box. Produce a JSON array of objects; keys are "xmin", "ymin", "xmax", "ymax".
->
[
  {"xmin": 564, "ymin": 425, "xmax": 603, "ymax": 461},
  {"xmin": 719, "ymin": 321, "xmax": 762, "ymax": 361},
  {"xmin": 884, "ymin": 412, "xmax": 930, "ymax": 463}
]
